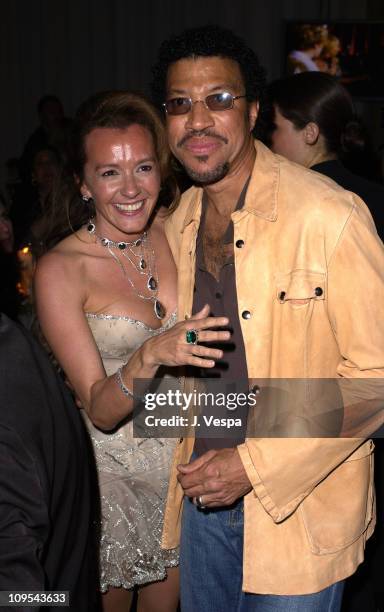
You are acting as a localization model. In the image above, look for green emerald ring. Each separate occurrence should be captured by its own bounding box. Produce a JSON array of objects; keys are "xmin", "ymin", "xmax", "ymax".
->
[{"xmin": 186, "ymin": 329, "xmax": 199, "ymax": 345}]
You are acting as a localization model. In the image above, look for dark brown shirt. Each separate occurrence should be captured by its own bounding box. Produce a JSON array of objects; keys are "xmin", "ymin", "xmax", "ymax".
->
[{"xmin": 193, "ymin": 180, "xmax": 250, "ymax": 456}]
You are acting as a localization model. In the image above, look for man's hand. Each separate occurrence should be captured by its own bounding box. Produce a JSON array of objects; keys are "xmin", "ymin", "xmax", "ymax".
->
[{"xmin": 177, "ymin": 447, "xmax": 252, "ymax": 508}]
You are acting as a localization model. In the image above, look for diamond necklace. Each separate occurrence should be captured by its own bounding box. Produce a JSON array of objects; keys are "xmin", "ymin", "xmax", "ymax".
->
[{"xmin": 87, "ymin": 220, "xmax": 166, "ymax": 320}]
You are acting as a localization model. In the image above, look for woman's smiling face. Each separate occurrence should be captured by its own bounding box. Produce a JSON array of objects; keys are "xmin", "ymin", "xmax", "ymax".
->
[{"xmin": 81, "ymin": 124, "xmax": 161, "ymax": 241}]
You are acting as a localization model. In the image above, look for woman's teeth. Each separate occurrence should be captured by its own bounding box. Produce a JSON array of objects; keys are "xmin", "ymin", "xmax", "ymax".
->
[{"xmin": 115, "ymin": 201, "xmax": 143, "ymax": 211}]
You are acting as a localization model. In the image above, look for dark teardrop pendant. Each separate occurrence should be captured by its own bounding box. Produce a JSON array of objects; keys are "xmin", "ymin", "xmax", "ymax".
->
[
  {"xmin": 147, "ymin": 276, "xmax": 157, "ymax": 291},
  {"xmin": 118, "ymin": 242, "xmax": 126, "ymax": 250},
  {"xmin": 154, "ymin": 299, "xmax": 166, "ymax": 320},
  {"xmin": 140, "ymin": 258, "xmax": 147, "ymax": 270}
]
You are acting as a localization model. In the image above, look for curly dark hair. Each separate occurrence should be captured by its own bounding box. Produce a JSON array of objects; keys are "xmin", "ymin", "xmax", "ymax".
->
[{"xmin": 151, "ymin": 24, "xmax": 267, "ymax": 136}]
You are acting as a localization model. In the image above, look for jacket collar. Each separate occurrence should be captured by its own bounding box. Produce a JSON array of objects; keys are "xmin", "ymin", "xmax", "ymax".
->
[
  {"xmin": 180, "ymin": 140, "xmax": 279, "ymax": 231},
  {"xmin": 243, "ymin": 140, "xmax": 279, "ymax": 221}
]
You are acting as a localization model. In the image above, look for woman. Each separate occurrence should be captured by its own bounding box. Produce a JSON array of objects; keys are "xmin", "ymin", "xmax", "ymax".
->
[
  {"xmin": 268, "ymin": 72, "xmax": 384, "ymax": 240},
  {"xmin": 34, "ymin": 91, "xmax": 229, "ymax": 612},
  {"xmin": 286, "ymin": 24, "xmax": 326, "ymax": 74}
]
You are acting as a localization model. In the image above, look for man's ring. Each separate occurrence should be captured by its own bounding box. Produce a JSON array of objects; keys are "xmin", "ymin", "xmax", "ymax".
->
[
  {"xmin": 186, "ymin": 329, "xmax": 199, "ymax": 345},
  {"xmin": 195, "ymin": 495, "xmax": 206, "ymax": 509}
]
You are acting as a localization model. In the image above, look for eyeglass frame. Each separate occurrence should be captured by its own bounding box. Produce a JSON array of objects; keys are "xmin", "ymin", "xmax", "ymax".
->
[{"xmin": 162, "ymin": 92, "xmax": 247, "ymax": 115}]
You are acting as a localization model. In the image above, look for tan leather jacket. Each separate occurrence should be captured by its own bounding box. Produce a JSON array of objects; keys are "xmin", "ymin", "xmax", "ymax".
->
[{"xmin": 162, "ymin": 141, "xmax": 384, "ymax": 595}]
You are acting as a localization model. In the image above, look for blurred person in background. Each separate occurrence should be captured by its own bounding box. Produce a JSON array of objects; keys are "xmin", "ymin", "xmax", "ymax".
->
[
  {"xmin": 287, "ymin": 24, "xmax": 327, "ymax": 74},
  {"xmin": 11, "ymin": 146, "xmax": 60, "ymax": 250},
  {"xmin": 0, "ymin": 193, "xmax": 20, "ymax": 319},
  {"xmin": 20, "ymin": 95, "xmax": 72, "ymax": 183},
  {"xmin": 315, "ymin": 34, "xmax": 342, "ymax": 76},
  {"xmin": 268, "ymin": 72, "xmax": 384, "ymax": 240}
]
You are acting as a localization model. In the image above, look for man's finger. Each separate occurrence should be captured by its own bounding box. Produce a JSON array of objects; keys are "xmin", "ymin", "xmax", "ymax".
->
[{"xmin": 177, "ymin": 449, "xmax": 217, "ymax": 474}]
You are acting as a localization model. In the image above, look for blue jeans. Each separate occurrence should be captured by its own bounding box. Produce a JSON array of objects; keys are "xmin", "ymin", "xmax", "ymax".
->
[{"xmin": 180, "ymin": 496, "xmax": 344, "ymax": 612}]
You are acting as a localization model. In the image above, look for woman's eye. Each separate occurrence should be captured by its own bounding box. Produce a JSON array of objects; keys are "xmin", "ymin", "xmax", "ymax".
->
[
  {"xmin": 101, "ymin": 169, "xmax": 117, "ymax": 177},
  {"xmin": 138, "ymin": 164, "xmax": 153, "ymax": 173}
]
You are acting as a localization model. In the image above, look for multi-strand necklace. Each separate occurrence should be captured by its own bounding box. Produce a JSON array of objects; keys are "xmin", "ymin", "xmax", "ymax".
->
[{"xmin": 87, "ymin": 220, "xmax": 166, "ymax": 320}]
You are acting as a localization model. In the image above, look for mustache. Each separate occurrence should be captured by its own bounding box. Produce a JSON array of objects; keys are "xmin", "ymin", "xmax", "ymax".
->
[{"xmin": 177, "ymin": 130, "xmax": 228, "ymax": 148}]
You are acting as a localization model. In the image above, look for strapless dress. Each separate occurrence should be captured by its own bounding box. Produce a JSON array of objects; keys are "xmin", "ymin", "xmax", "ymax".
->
[{"xmin": 83, "ymin": 311, "xmax": 179, "ymax": 592}]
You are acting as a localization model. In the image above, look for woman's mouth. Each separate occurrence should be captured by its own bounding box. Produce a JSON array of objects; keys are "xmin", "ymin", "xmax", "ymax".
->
[{"xmin": 114, "ymin": 201, "xmax": 144, "ymax": 213}]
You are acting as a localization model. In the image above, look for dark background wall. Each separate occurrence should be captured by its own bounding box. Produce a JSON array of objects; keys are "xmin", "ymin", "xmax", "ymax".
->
[{"xmin": 1, "ymin": 0, "xmax": 382, "ymax": 182}]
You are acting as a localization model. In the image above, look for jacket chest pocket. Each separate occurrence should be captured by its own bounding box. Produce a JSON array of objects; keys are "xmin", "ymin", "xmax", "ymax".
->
[{"xmin": 275, "ymin": 270, "xmax": 326, "ymax": 308}]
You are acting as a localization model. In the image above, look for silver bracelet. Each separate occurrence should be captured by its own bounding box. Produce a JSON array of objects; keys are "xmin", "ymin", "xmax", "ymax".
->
[{"xmin": 115, "ymin": 366, "xmax": 144, "ymax": 402}]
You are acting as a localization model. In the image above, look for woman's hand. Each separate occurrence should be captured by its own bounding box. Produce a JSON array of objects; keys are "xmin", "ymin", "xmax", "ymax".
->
[{"xmin": 140, "ymin": 304, "xmax": 230, "ymax": 370}]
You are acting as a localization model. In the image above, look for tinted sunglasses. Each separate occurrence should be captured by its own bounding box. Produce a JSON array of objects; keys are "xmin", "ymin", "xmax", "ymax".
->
[{"xmin": 163, "ymin": 92, "xmax": 246, "ymax": 115}]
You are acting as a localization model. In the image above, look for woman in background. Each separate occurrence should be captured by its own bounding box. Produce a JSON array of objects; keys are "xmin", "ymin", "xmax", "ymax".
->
[
  {"xmin": 268, "ymin": 71, "xmax": 384, "ymax": 240},
  {"xmin": 286, "ymin": 24, "xmax": 326, "ymax": 74},
  {"xmin": 34, "ymin": 91, "xmax": 229, "ymax": 612}
]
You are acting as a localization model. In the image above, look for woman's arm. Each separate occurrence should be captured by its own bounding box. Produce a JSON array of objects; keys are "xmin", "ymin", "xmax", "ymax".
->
[{"xmin": 35, "ymin": 252, "xmax": 230, "ymax": 430}]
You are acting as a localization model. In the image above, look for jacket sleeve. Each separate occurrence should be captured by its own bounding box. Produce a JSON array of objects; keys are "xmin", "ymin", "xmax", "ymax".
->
[
  {"xmin": 0, "ymin": 424, "xmax": 48, "ymax": 597},
  {"xmin": 238, "ymin": 197, "xmax": 384, "ymax": 522}
]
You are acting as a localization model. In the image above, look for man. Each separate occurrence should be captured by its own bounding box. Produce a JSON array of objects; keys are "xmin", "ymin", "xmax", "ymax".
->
[
  {"xmin": 151, "ymin": 25, "xmax": 384, "ymax": 612},
  {"xmin": 0, "ymin": 314, "xmax": 98, "ymax": 610}
]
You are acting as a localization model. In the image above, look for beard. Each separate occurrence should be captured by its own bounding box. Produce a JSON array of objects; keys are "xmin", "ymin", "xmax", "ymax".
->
[
  {"xmin": 183, "ymin": 160, "xmax": 230, "ymax": 185},
  {"xmin": 175, "ymin": 130, "xmax": 230, "ymax": 185}
]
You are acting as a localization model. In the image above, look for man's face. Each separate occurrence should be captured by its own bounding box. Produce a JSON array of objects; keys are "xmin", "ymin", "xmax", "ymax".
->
[{"xmin": 165, "ymin": 56, "xmax": 258, "ymax": 184}]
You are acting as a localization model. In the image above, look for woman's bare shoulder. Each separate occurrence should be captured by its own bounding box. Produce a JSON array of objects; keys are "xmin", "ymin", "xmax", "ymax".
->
[{"xmin": 36, "ymin": 228, "xmax": 91, "ymax": 280}]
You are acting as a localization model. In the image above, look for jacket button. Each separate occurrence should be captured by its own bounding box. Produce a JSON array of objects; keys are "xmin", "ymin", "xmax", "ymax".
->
[
  {"xmin": 279, "ymin": 291, "xmax": 286, "ymax": 301},
  {"xmin": 314, "ymin": 287, "xmax": 323, "ymax": 297},
  {"xmin": 236, "ymin": 239, "xmax": 245, "ymax": 248},
  {"xmin": 242, "ymin": 310, "xmax": 251, "ymax": 319}
]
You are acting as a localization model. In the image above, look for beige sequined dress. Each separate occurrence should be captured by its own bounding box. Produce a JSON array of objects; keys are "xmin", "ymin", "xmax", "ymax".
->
[{"xmin": 83, "ymin": 312, "xmax": 179, "ymax": 592}]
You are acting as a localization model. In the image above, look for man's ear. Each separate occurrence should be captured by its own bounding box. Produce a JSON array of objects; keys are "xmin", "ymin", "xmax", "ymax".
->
[
  {"xmin": 304, "ymin": 122, "xmax": 320, "ymax": 145},
  {"xmin": 248, "ymin": 101, "xmax": 259, "ymax": 132}
]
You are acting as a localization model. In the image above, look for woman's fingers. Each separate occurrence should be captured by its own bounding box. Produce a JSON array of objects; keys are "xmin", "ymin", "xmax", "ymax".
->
[
  {"xmin": 192, "ymin": 316, "xmax": 229, "ymax": 330},
  {"xmin": 190, "ymin": 345, "xmax": 223, "ymax": 360},
  {"xmin": 188, "ymin": 306, "xmax": 229, "ymax": 330},
  {"xmin": 189, "ymin": 304, "xmax": 211, "ymax": 320},
  {"xmin": 195, "ymin": 329, "xmax": 231, "ymax": 343},
  {"xmin": 187, "ymin": 356, "xmax": 216, "ymax": 368}
]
